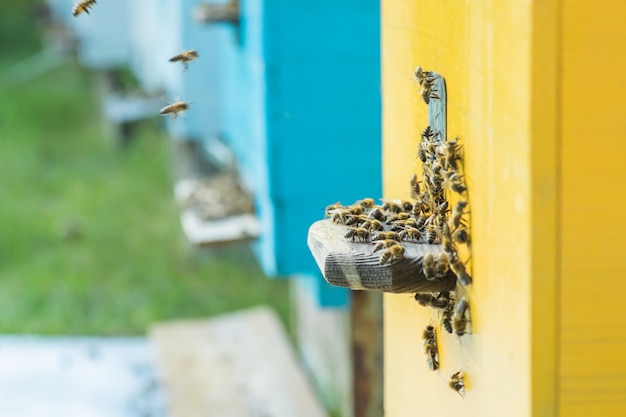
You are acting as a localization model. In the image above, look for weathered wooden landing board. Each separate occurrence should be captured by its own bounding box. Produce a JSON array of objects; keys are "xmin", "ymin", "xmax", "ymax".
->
[
  {"xmin": 150, "ymin": 307, "xmax": 328, "ymax": 417},
  {"xmin": 308, "ymin": 220, "xmax": 456, "ymax": 293}
]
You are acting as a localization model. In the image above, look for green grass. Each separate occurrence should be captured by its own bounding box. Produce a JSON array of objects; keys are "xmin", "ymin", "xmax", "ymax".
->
[{"xmin": 0, "ymin": 16, "xmax": 290, "ymax": 335}]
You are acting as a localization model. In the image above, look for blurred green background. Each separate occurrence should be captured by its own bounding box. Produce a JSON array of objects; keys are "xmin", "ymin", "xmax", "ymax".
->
[{"xmin": 0, "ymin": 1, "xmax": 290, "ymax": 335}]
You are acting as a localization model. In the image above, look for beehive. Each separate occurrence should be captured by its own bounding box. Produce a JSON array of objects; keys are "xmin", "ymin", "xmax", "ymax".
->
[{"xmin": 382, "ymin": 1, "xmax": 626, "ymax": 416}]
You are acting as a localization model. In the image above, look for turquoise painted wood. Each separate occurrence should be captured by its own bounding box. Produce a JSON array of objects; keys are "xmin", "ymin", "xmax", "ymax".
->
[{"xmin": 215, "ymin": 0, "xmax": 382, "ymax": 305}]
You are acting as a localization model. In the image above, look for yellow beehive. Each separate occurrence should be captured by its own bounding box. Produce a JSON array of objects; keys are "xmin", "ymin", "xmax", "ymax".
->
[{"xmin": 382, "ymin": 1, "xmax": 626, "ymax": 416}]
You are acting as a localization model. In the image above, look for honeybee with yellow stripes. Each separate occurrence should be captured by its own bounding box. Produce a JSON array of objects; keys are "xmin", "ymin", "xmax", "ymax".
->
[
  {"xmin": 159, "ymin": 101, "xmax": 190, "ymax": 120},
  {"xmin": 72, "ymin": 0, "xmax": 97, "ymax": 16},
  {"xmin": 168, "ymin": 50, "xmax": 199, "ymax": 70}
]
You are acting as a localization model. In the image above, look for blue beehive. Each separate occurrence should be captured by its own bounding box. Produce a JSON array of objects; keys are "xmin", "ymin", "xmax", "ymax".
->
[{"xmin": 214, "ymin": 0, "xmax": 382, "ymax": 305}]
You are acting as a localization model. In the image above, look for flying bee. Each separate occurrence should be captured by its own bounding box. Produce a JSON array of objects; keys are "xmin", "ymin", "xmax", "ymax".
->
[
  {"xmin": 368, "ymin": 207, "xmax": 386, "ymax": 221},
  {"xmin": 345, "ymin": 227, "xmax": 370, "ymax": 242},
  {"xmin": 450, "ymin": 252, "xmax": 472, "ymax": 286},
  {"xmin": 379, "ymin": 243, "xmax": 405, "ymax": 265},
  {"xmin": 453, "ymin": 227, "xmax": 470, "ymax": 245},
  {"xmin": 410, "ymin": 173, "xmax": 422, "ymax": 199},
  {"xmin": 386, "ymin": 212, "xmax": 411, "ymax": 224},
  {"xmin": 398, "ymin": 227, "xmax": 421, "ymax": 241},
  {"xmin": 449, "ymin": 200, "xmax": 469, "ymax": 230},
  {"xmin": 453, "ymin": 297, "xmax": 471, "ymax": 336},
  {"xmin": 361, "ymin": 219, "xmax": 384, "ymax": 231},
  {"xmin": 72, "ymin": 0, "xmax": 97, "ymax": 16},
  {"xmin": 168, "ymin": 49, "xmax": 199, "ymax": 70},
  {"xmin": 435, "ymin": 252, "xmax": 450, "ymax": 278},
  {"xmin": 444, "ymin": 171, "xmax": 467, "ymax": 194},
  {"xmin": 159, "ymin": 101, "xmax": 190, "ymax": 119},
  {"xmin": 371, "ymin": 239, "xmax": 399, "ymax": 253},
  {"xmin": 425, "ymin": 224, "xmax": 438, "ymax": 244},
  {"xmin": 422, "ymin": 253, "xmax": 437, "ymax": 280},
  {"xmin": 449, "ymin": 371, "xmax": 465, "ymax": 397},
  {"xmin": 434, "ymin": 200, "xmax": 449, "ymax": 216},
  {"xmin": 372, "ymin": 231, "xmax": 401, "ymax": 242},
  {"xmin": 422, "ymin": 325, "xmax": 439, "ymax": 371},
  {"xmin": 381, "ymin": 200, "xmax": 403, "ymax": 214}
]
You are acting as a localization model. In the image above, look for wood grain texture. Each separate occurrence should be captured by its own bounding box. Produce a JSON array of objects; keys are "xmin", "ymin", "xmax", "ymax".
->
[
  {"xmin": 381, "ymin": 1, "xmax": 559, "ymax": 416},
  {"xmin": 559, "ymin": 2, "xmax": 626, "ymax": 416},
  {"xmin": 308, "ymin": 220, "xmax": 456, "ymax": 293}
]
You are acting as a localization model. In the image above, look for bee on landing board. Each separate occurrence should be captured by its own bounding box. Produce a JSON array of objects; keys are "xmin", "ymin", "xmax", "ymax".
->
[
  {"xmin": 159, "ymin": 101, "xmax": 190, "ymax": 120},
  {"xmin": 378, "ymin": 243, "xmax": 405, "ymax": 265},
  {"xmin": 72, "ymin": 0, "xmax": 97, "ymax": 16},
  {"xmin": 168, "ymin": 50, "xmax": 199, "ymax": 70}
]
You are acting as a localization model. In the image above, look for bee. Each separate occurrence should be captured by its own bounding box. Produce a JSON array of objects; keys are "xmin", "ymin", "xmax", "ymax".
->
[
  {"xmin": 361, "ymin": 219, "xmax": 384, "ymax": 231},
  {"xmin": 72, "ymin": 0, "xmax": 97, "ymax": 16},
  {"xmin": 355, "ymin": 198, "xmax": 376, "ymax": 208},
  {"xmin": 415, "ymin": 214, "xmax": 429, "ymax": 231},
  {"xmin": 444, "ymin": 171, "xmax": 467, "ymax": 194},
  {"xmin": 439, "ymin": 138, "xmax": 463, "ymax": 171},
  {"xmin": 452, "ymin": 227, "xmax": 470, "ymax": 245},
  {"xmin": 168, "ymin": 50, "xmax": 199, "ymax": 70},
  {"xmin": 382, "ymin": 200, "xmax": 403, "ymax": 214},
  {"xmin": 346, "ymin": 206, "xmax": 365, "ymax": 215},
  {"xmin": 442, "ymin": 302, "xmax": 454, "ymax": 333},
  {"xmin": 440, "ymin": 222, "xmax": 456, "ymax": 255},
  {"xmin": 371, "ymin": 239, "xmax": 399, "ymax": 253},
  {"xmin": 379, "ymin": 243, "xmax": 405, "ymax": 265},
  {"xmin": 414, "ymin": 292, "xmax": 451, "ymax": 310},
  {"xmin": 401, "ymin": 201, "xmax": 414, "ymax": 212},
  {"xmin": 449, "ymin": 371, "xmax": 465, "ymax": 397},
  {"xmin": 414, "ymin": 66, "xmax": 440, "ymax": 104},
  {"xmin": 368, "ymin": 207, "xmax": 386, "ymax": 221},
  {"xmin": 421, "ymin": 125, "xmax": 437, "ymax": 141},
  {"xmin": 417, "ymin": 144, "xmax": 428, "ymax": 163},
  {"xmin": 434, "ymin": 200, "xmax": 449, "ymax": 216},
  {"xmin": 372, "ymin": 232, "xmax": 401, "ymax": 242},
  {"xmin": 386, "ymin": 212, "xmax": 411, "ymax": 224},
  {"xmin": 435, "ymin": 252, "xmax": 450, "ymax": 278},
  {"xmin": 344, "ymin": 227, "xmax": 370, "ymax": 242},
  {"xmin": 410, "ymin": 173, "xmax": 422, "ymax": 199},
  {"xmin": 425, "ymin": 224, "xmax": 438, "ymax": 244},
  {"xmin": 422, "ymin": 325, "xmax": 439, "ymax": 371},
  {"xmin": 325, "ymin": 201, "xmax": 343, "ymax": 217},
  {"xmin": 453, "ymin": 297, "xmax": 470, "ymax": 336},
  {"xmin": 345, "ymin": 214, "xmax": 367, "ymax": 226},
  {"xmin": 450, "ymin": 252, "xmax": 473, "ymax": 286},
  {"xmin": 422, "ymin": 253, "xmax": 437, "ymax": 280},
  {"xmin": 331, "ymin": 210, "xmax": 349, "ymax": 224},
  {"xmin": 398, "ymin": 227, "xmax": 421, "ymax": 241},
  {"xmin": 449, "ymin": 200, "xmax": 469, "ymax": 231},
  {"xmin": 160, "ymin": 101, "xmax": 190, "ymax": 119}
]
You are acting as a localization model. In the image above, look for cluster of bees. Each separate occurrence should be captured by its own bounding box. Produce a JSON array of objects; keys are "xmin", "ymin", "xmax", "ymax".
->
[
  {"xmin": 325, "ymin": 197, "xmax": 453, "ymax": 269},
  {"xmin": 72, "ymin": 0, "xmax": 196, "ymax": 119},
  {"xmin": 412, "ymin": 67, "xmax": 472, "ymax": 397}
]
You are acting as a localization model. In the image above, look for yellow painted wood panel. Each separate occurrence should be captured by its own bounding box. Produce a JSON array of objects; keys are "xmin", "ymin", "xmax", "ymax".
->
[
  {"xmin": 382, "ymin": 1, "xmax": 558, "ymax": 416},
  {"xmin": 560, "ymin": 2, "xmax": 626, "ymax": 416}
]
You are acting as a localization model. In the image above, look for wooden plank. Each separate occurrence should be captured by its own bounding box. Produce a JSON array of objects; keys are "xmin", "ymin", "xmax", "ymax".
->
[
  {"xmin": 559, "ymin": 2, "xmax": 626, "ymax": 416},
  {"xmin": 308, "ymin": 220, "xmax": 457, "ymax": 293},
  {"xmin": 150, "ymin": 307, "xmax": 328, "ymax": 417},
  {"xmin": 381, "ymin": 1, "xmax": 559, "ymax": 416}
]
